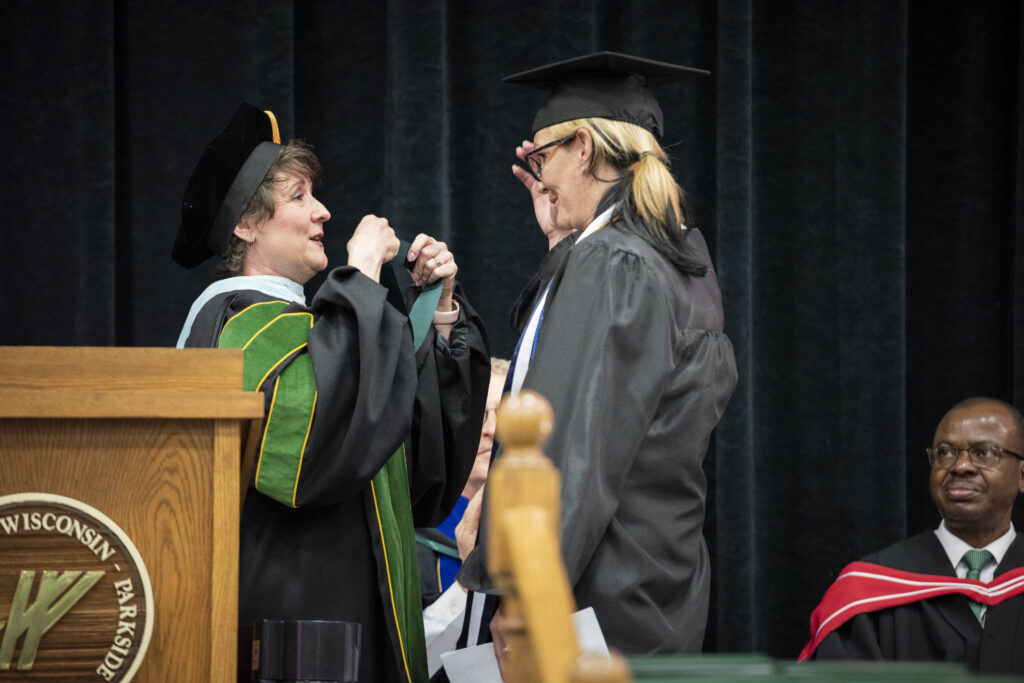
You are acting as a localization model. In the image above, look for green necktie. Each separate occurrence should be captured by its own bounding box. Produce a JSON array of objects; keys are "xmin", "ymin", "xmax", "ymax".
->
[{"xmin": 962, "ymin": 549, "xmax": 994, "ymax": 622}]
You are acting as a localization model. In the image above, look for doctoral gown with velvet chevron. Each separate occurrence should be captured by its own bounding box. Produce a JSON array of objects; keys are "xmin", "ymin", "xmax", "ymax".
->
[{"xmin": 183, "ymin": 266, "xmax": 489, "ymax": 683}]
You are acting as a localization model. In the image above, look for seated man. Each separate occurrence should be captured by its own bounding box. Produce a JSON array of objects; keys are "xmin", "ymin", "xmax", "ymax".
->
[
  {"xmin": 416, "ymin": 358, "xmax": 508, "ymax": 677},
  {"xmin": 417, "ymin": 357, "xmax": 509, "ymax": 603},
  {"xmin": 800, "ymin": 397, "xmax": 1024, "ymax": 674}
]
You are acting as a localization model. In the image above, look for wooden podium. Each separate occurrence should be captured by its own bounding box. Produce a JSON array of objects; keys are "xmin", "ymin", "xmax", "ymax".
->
[{"xmin": 0, "ymin": 347, "xmax": 263, "ymax": 682}]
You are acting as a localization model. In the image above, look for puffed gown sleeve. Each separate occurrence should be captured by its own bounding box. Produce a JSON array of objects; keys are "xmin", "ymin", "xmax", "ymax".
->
[
  {"xmin": 295, "ymin": 269, "xmax": 488, "ymax": 514},
  {"xmin": 406, "ymin": 282, "xmax": 490, "ymax": 526}
]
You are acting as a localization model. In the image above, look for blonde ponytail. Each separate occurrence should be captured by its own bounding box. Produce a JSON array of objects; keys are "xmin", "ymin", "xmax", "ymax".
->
[
  {"xmin": 545, "ymin": 117, "xmax": 705, "ymax": 276},
  {"xmin": 630, "ymin": 149, "xmax": 684, "ymax": 233}
]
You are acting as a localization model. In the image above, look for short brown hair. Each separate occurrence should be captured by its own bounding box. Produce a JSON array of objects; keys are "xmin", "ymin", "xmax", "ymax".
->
[{"xmin": 214, "ymin": 140, "xmax": 322, "ymax": 279}]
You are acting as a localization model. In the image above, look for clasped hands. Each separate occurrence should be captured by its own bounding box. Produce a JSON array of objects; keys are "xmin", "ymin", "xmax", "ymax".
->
[{"xmin": 346, "ymin": 214, "xmax": 458, "ymax": 316}]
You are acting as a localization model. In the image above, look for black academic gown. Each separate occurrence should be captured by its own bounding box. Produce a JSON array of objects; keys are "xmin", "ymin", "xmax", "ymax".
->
[
  {"xmin": 815, "ymin": 530, "xmax": 1024, "ymax": 674},
  {"xmin": 183, "ymin": 266, "xmax": 489, "ymax": 683},
  {"xmin": 460, "ymin": 224, "xmax": 737, "ymax": 654}
]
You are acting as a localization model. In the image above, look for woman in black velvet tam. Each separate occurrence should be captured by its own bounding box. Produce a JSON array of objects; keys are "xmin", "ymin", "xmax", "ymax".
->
[
  {"xmin": 172, "ymin": 103, "xmax": 489, "ymax": 683},
  {"xmin": 459, "ymin": 53, "xmax": 737, "ymax": 656}
]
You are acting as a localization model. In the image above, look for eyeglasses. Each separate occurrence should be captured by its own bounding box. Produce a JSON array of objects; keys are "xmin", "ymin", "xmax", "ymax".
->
[
  {"xmin": 523, "ymin": 134, "xmax": 576, "ymax": 182},
  {"xmin": 926, "ymin": 444, "xmax": 1024, "ymax": 469}
]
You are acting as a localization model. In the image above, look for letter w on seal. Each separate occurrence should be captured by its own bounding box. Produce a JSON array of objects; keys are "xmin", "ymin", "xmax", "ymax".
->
[{"xmin": 0, "ymin": 570, "xmax": 105, "ymax": 670}]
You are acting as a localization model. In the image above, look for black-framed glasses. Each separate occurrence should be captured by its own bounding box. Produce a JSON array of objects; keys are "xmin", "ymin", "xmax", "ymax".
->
[
  {"xmin": 926, "ymin": 444, "xmax": 1024, "ymax": 469},
  {"xmin": 523, "ymin": 134, "xmax": 576, "ymax": 182}
]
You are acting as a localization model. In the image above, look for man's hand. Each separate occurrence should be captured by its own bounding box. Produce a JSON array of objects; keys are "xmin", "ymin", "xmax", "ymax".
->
[{"xmin": 455, "ymin": 486, "xmax": 484, "ymax": 561}]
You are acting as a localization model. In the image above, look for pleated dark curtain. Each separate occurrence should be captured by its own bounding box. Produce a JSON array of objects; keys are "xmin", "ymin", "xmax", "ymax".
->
[{"xmin": 2, "ymin": 0, "xmax": 1021, "ymax": 659}]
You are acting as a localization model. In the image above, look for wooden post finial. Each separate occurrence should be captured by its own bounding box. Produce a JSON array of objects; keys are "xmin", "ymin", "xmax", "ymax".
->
[{"xmin": 495, "ymin": 389, "xmax": 553, "ymax": 450}]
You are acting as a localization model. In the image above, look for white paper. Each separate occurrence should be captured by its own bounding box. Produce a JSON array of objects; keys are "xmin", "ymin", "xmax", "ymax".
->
[
  {"xmin": 572, "ymin": 606, "xmax": 609, "ymax": 655},
  {"xmin": 440, "ymin": 642, "xmax": 503, "ymax": 683},
  {"xmin": 441, "ymin": 607, "xmax": 608, "ymax": 682}
]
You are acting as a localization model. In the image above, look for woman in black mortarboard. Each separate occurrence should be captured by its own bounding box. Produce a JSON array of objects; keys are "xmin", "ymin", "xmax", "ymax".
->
[
  {"xmin": 458, "ymin": 53, "xmax": 738, "ymax": 658},
  {"xmin": 172, "ymin": 103, "xmax": 489, "ymax": 683}
]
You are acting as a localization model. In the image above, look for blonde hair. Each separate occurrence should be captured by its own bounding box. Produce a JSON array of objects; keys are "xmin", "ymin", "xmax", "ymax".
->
[
  {"xmin": 546, "ymin": 118, "xmax": 705, "ymax": 276},
  {"xmin": 549, "ymin": 118, "xmax": 684, "ymax": 228},
  {"xmin": 214, "ymin": 140, "xmax": 323, "ymax": 279}
]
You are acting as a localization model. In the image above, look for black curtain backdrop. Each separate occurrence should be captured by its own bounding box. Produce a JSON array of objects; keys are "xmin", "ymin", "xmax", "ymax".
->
[{"xmin": 3, "ymin": 0, "xmax": 1021, "ymax": 659}]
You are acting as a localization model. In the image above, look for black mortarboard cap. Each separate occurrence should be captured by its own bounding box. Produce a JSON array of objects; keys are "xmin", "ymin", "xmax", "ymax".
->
[
  {"xmin": 503, "ymin": 51, "xmax": 709, "ymax": 138},
  {"xmin": 173, "ymin": 103, "xmax": 282, "ymax": 268}
]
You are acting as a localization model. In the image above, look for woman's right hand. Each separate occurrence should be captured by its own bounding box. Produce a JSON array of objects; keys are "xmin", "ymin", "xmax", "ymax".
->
[
  {"xmin": 347, "ymin": 214, "xmax": 400, "ymax": 282},
  {"xmin": 512, "ymin": 140, "xmax": 564, "ymax": 248}
]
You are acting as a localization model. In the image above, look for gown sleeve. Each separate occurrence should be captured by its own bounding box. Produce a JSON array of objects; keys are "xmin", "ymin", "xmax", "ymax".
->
[
  {"xmin": 295, "ymin": 266, "xmax": 421, "ymax": 505},
  {"xmin": 304, "ymin": 268, "xmax": 488, "ymax": 513},
  {"xmin": 406, "ymin": 284, "xmax": 490, "ymax": 527}
]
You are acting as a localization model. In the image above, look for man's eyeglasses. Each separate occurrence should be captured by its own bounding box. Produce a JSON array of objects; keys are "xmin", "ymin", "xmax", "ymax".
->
[
  {"xmin": 926, "ymin": 444, "xmax": 1024, "ymax": 469},
  {"xmin": 483, "ymin": 406, "xmax": 498, "ymax": 427},
  {"xmin": 523, "ymin": 135, "xmax": 576, "ymax": 182}
]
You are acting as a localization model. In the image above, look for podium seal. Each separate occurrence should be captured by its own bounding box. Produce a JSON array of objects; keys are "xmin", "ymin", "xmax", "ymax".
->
[{"xmin": 0, "ymin": 493, "xmax": 154, "ymax": 681}]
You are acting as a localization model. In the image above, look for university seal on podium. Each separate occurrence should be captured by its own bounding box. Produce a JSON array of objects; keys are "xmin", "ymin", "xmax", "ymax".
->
[{"xmin": 0, "ymin": 493, "xmax": 154, "ymax": 681}]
